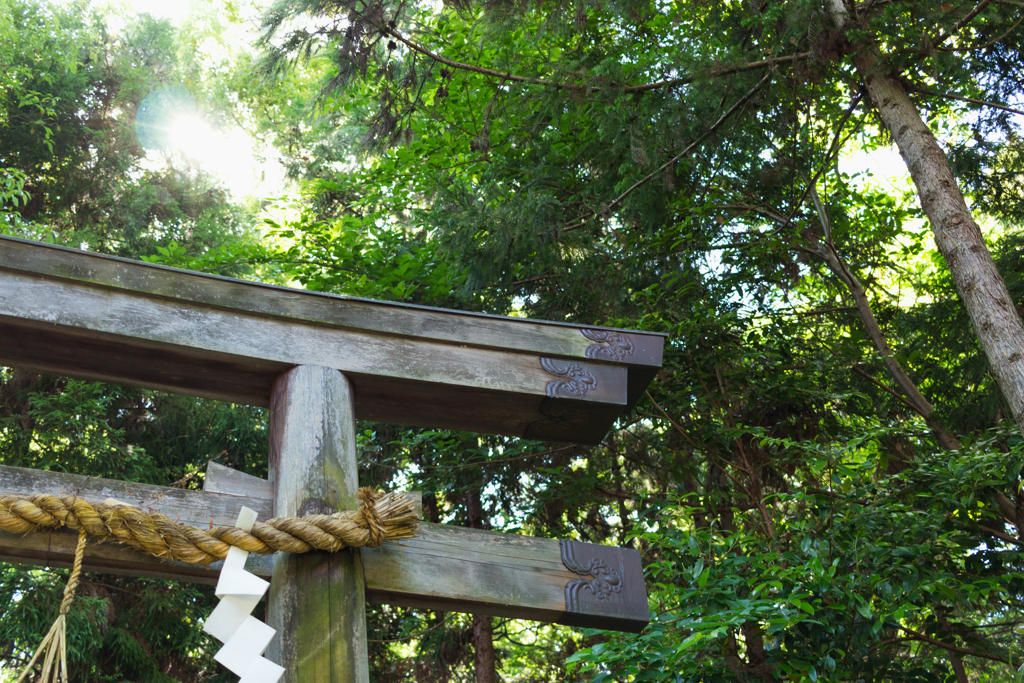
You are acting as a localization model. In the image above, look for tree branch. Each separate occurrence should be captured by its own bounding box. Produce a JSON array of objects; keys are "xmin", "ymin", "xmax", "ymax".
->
[
  {"xmin": 892, "ymin": 625, "xmax": 1015, "ymax": 666},
  {"xmin": 382, "ymin": 26, "xmax": 557, "ymax": 88},
  {"xmin": 807, "ymin": 183, "xmax": 962, "ymax": 450},
  {"xmin": 932, "ymin": 0, "xmax": 996, "ymax": 49},
  {"xmin": 564, "ymin": 72, "xmax": 773, "ymax": 233},
  {"xmin": 793, "ymin": 305, "xmax": 859, "ymax": 317},
  {"xmin": 779, "ymin": 93, "xmax": 864, "ymax": 231},
  {"xmin": 910, "ymin": 85, "xmax": 1024, "ymax": 117},
  {"xmin": 850, "ymin": 365, "xmax": 928, "ymax": 416},
  {"xmin": 937, "ymin": 13, "xmax": 1024, "ymax": 52},
  {"xmin": 507, "ymin": 273, "xmax": 559, "ymax": 288},
  {"xmin": 978, "ymin": 524, "xmax": 1024, "ymax": 546},
  {"xmin": 622, "ymin": 53, "xmax": 811, "ymax": 93},
  {"xmin": 382, "ymin": 24, "xmax": 807, "ymax": 94},
  {"xmin": 368, "ymin": 614, "xmax": 455, "ymax": 643}
]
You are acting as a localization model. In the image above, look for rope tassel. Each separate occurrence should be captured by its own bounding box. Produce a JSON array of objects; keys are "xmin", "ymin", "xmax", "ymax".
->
[
  {"xmin": 15, "ymin": 529, "xmax": 88, "ymax": 683},
  {"xmin": 0, "ymin": 487, "xmax": 418, "ymax": 567}
]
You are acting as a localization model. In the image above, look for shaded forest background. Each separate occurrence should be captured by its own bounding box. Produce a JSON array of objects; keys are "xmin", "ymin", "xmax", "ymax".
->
[{"xmin": 1, "ymin": 0, "xmax": 1023, "ymax": 680}]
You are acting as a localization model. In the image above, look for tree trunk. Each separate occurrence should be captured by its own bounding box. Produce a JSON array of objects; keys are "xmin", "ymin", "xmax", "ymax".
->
[
  {"xmin": 949, "ymin": 654, "xmax": 969, "ymax": 683},
  {"xmin": 938, "ymin": 612, "xmax": 970, "ymax": 683},
  {"xmin": 828, "ymin": 0, "xmax": 1024, "ymax": 436},
  {"xmin": 465, "ymin": 482, "xmax": 497, "ymax": 683},
  {"xmin": 741, "ymin": 622, "xmax": 777, "ymax": 682},
  {"xmin": 472, "ymin": 616, "xmax": 497, "ymax": 683}
]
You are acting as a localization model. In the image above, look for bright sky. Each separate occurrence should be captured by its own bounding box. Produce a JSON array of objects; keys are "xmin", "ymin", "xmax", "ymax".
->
[
  {"xmin": 106, "ymin": 0, "xmax": 193, "ymax": 22},
  {"xmin": 95, "ymin": 0, "xmax": 290, "ymax": 201},
  {"xmin": 839, "ymin": 145, "xmax": 913, "ymax": 195},
  {"xmin": 137, "ymin": 97, "xmax": 289, "ymax": 201}
]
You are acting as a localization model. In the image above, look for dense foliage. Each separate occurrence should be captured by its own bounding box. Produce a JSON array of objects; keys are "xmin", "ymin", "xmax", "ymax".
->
[
  {"xmin": 1, "ymin": 0, "xmax": 1023, "ymax": 680},
  {"xmin": 248, "ymin": 0, "xmax": 1024, "ymax": 677},
  {"xmin": 0, "ymin": 0, "xmax": 265, "ymax": 678}
]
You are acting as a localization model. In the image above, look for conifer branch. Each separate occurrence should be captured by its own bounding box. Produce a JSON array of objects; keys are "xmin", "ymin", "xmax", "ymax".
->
[
  {"xmin": 936, "ymin": 13, "xmax": 1024, "ymax": 51},
  {"xmin": 381, "ymin": 26, "xmax": 558, "ymax": 88},
  {"xmin": 563, "ymin": 71, "xmax": 773, "ymax": 233},
  {"xmin": 910, "ymin": 85, "xmax": 1024, "ymax": 116},
  {"xmin": 622, "ymin": 53, "xmax": 811, "ymax": 93},
  {"xmin": 931, "ymin": 0, "xmax": 996, "ymax": 49},
  {"xmin": 381, "ymin": 24, "xmax": 808, "ymax": 94},
  {"xmin": 779, "ymin": 92, "xmax": 864, "ymax": 231}
]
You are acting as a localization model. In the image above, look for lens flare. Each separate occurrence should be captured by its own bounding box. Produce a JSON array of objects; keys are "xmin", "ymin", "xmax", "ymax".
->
[{"xmin": 135, "ymin": 87, "xmax": 198, "ymax": 151}]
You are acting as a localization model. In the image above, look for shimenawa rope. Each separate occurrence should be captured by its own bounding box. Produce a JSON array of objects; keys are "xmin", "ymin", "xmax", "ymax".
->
[{"xmin": 0, "ymin": 487, "xmax": 418, "ymax": 567}]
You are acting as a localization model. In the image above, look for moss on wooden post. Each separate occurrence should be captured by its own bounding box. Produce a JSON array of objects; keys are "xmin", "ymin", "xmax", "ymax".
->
[{"xmin": 267, "ymin": 365, "xmax": 369, "ymax": 683}]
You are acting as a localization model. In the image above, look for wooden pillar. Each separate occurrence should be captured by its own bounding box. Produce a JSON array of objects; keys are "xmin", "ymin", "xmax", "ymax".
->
[{"xmin": 266, "ymin": 365, "xmax": 369, "ymax": 683}]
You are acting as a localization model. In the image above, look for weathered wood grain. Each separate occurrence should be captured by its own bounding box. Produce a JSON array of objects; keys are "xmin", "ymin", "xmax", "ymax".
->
[
  {"xmin": 0, "ymin": 273, "xmax": 615, "ymax": 398},
  {"xmin": 267, "ymin": 366, "xmax": 368, "ymax": 683},
  {"xmin": 361, "ymin": 522, "xmax": 567, "ymax": 620},
  {"xmin": 0, "ymin": 235, "xmax": 664, "ymax": 367},
  {"xmin": 0, "ymin": 463, "xmax": 273, "ymax": 527},
  {"xmin": 0, "ymin": 465, "xmax": 649, "ymax": 631},
  {"xmin": 203, "ymin": 460, "xmax": 424, "ymax": 517},
  {"xmin": 204, "ymin": 461, "xmax": 275, "ymax": 501},
  {"xmin": 0, "ymin": 274, "xmax": 625, "ymax": 442},
  {"xmin": 362, "ymin": 524, "xmax": 648, "ymax": 632},
  {"xmin": 0, "ymin": 235, "xmax": 664, "ymax": 443}
]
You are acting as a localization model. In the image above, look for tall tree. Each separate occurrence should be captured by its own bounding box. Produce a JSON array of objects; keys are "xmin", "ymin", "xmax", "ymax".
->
[
  {"xmin": 0, "ymin": 1, "xmax": 267, "ymax": 679},
  {"xmin": 4, "ymin": 0, "xmax": 1023, "ymax": 678},
  {"xmin": 825, "ymin": 0, "xmax": 1024, "ymax": 437},
  {"xmin": 253, "ymin": 0, "xmax": 1024, "ymax": 679}
]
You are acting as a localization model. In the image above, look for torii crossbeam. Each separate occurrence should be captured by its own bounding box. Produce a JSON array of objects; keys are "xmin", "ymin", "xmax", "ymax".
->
[{"xmin": 0, "ymin": 235, "xmax": 665, "ymax": 681}]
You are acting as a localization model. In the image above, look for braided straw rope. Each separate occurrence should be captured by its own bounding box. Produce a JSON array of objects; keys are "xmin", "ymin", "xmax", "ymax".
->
[
  {"xmin": 0, "ymin": 488, "xmax": 418, "ymax": 566},
  {"xmin": 15, "ymin": 529, "xmax": 88, "ymax": 683}
]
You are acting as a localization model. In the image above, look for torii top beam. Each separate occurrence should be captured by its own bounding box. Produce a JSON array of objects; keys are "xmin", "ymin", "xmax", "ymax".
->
[{"xmin": 0, "ymin": 236, "xmax": 664, "ymax": 444}]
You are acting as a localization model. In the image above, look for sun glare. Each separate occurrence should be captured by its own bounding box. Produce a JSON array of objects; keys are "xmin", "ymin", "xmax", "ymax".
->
[
  {"xmin": 169, "ymin": 116, "xmax": 221, "ymax": 160},
  {"xmin": 84, "ymin": 1, "xmax": 289, "ymax": 201},
  {"xmin": 168, "ymin": 116, "xmax": 285, "ymax": 199},
  {"xmin": 133, "ymin": 86, "xmax": 285, "ymax": 200}
]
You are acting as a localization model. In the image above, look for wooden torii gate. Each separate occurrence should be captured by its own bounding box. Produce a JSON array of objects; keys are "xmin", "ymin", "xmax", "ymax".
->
[{"xmin": 0, "ymin": 235, "xmax": 665, "ymax": 681}]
